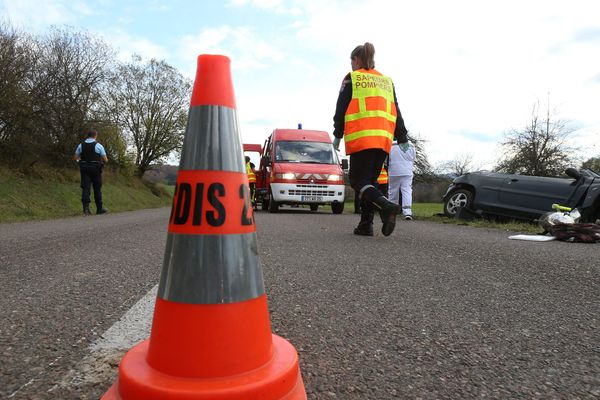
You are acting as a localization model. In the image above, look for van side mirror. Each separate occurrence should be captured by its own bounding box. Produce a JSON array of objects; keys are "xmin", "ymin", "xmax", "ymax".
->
[
  {"xmin": 261, "ymin": 155, "xmax": 271, "ymax": 167},
  {"xmin": 341, "ymin": 159, "xmax": 349, "ymax": 170}
]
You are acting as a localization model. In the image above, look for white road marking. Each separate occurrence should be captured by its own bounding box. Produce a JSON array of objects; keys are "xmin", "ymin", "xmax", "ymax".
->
[
  {"xmin": 91, "ymin": 285, "xmax": 157, "ymax": 351},
  {"xmin": 57, "ymin": 285, "xmax": 157, "ymax": 392}
]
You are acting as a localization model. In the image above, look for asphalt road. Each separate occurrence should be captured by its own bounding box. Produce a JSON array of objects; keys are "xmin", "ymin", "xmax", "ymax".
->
[{"xmin": 1, "ymin": 207, "xmax": 599, "ymax": 399}]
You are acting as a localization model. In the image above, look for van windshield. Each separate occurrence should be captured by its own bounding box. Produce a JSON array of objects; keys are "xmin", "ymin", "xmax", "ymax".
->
[{"xmin": 275, "ymin": 141, "xmax": 338, "ymax": 164}]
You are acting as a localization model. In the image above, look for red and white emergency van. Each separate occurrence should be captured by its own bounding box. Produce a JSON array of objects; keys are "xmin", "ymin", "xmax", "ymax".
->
[{"xmin": 244, "ymin": 127, "xmax": 347, "ymax": 213}]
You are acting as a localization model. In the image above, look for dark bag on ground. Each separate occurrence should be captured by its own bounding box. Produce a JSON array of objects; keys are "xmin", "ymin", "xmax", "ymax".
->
[{"xmin": 546, "ymin": 223, "xmax": 600, "ymax": 243}]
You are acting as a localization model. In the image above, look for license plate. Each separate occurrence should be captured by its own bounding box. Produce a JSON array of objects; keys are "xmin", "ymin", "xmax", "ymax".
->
[{"xmin": 302, "ymin": 196, "xmax": 323, "ymax": 202}]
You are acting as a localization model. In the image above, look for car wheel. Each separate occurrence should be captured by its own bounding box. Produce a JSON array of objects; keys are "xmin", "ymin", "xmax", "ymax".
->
[
  {"xmin": 444, "ymin": 189, "xmax": 473, "ymax": 217},
  {"xmin": 331, "ymin": 201, "xmax": 344, "ymax": 214},
  {"xmin": 268, "ymin": 192, "xmax": 279, "ymax": 213},
  {"xmin": 310, "ymin": 204, "xmax": 318, "ymax": 212}
]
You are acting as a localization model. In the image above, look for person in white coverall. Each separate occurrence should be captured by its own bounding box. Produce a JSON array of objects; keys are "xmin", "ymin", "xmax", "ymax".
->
[{"xmin": 388, "ymin": 141, "xmax": 416, "ymax": 220}]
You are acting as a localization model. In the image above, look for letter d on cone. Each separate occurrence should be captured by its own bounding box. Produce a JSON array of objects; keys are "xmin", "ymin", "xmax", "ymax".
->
[{"xmin": 102, "ymin": 55, "xmax": 306, "ymax": 400}]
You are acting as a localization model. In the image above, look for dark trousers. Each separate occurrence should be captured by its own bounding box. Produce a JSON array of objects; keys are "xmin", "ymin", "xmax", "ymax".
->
[
  {"xmin": 80, "ymin": 163, "xmax": 103, "ymax": 210},
  {"xmin": 354, "ymin": 191, "xmax": 361, "ymax": 213},
  {"xmin": 354, "ymin": 182, "xmax": 388, "ymax": 213},
  {"xmin": 349, "ymin": 149, "xmax": 387, "ymax": 213},
  {"xmin": 379, "ymin": 183, "xmax": 388, "ymax": 198},
  {"xmin": 249, "ymin": 182, "xmax": 256, "ymax": 207}
]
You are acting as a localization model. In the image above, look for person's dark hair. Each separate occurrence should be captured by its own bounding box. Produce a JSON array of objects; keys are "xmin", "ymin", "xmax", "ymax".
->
[
  {"xmin": 245, "ymin": 156, "xmax": 250, "ymax": 162},
  {"xmin": 351, "ymin": 42, "xmax": 375, "ymax": 69},
  {"xmin": 86, "ymin": 130, "xmax": 98, "ymax": 138}
]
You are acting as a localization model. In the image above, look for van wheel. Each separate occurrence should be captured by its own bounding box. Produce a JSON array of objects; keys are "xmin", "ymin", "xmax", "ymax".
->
[
  {"xmin": 331, "ymin": 202, "xmax": 344, "ymax": 214},
  {"xmin": 268, "ymin": 193, "xmax": 279, "ymax": 213},
  {"xmin": 261, "ymin": 198, "xmax": 268, "ymax": 211},
  {"xmin": 310, "ymin": 204, "xmax": 318, "ymax": 212}
]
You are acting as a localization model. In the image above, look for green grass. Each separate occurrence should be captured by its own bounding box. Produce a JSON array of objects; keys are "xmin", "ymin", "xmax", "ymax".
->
[
  {"xmin": 1, "ymin": 172, "xmax": 540, "ymax": 235},
  {"xmin": 343, "ymin": 200, "xmax": 541, "ymax": 234},
  {"xmin": 0, "ymin": 166, "xmax": 173, "ymax": 223},
  {"xmin": 412, "ymin": 203, "xmax": 541, "ymax": 233},
  {"xmin": 411, "ymin": 202, "xmax": 443, "ymax": 218}
]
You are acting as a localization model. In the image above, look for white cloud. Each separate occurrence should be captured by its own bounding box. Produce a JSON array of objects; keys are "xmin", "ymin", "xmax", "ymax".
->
[
  {"xmin": 5, "ymin": 0, "xmax": 598, "ymax": 169},
  {"xmin": 0, "ymin": 0, "xmax": 94, "ymax": 31},
  {"xmin": 189, "ymin": 0, "xmax": 600, "ymax": 167},
  {"xmin": 227, "ymin": 0, "xmax": 301, "ymax": 15},
  {"xmin": 98, "ymin": 28, "xmax": 170, "ymax": 62},
  {"xmin": 148, "ymin": 0, "xmax": 170, "ymax": 12},
  {"xmin": 283, "ymin": 0, "xmax": 600, "ymax": 167},
  {"xmin": 177, "ymin": 25, "xmax": 285, "ymax": 77}
]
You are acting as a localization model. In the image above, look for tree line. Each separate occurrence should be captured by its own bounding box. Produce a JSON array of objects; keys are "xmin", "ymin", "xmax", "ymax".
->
[
  {"xmin": 438, "ymin": 101, "xmax": 599, "ymax": 178},
  {"xmin": 1, "ymin": 22, "xmax": 596, "ymax": 181},
  {"xmin": 0, "ymin": 22, "xmax": 191, "ymax": 176}
]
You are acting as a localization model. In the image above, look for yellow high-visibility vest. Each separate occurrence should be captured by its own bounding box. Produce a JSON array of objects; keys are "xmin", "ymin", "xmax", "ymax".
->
[
  {"xmin": 377, "ymin": 167, "xmax": 388, "ymax": 185},
  {"xmin": 343, "ymin": 69, "xmax": 397, "ymax": 154},
  {"xmin": 246, "ymin": 162, "xmax": 256, "ymax": 183}
]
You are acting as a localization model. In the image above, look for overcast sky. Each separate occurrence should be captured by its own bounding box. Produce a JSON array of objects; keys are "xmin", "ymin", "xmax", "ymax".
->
[{"xmin": 2, "ymin": 0, "xmax": 599, "ymax": 169}]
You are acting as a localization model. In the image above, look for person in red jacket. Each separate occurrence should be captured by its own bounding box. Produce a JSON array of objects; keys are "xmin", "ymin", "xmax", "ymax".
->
[{"xmin": 332, "ymin": 42, "xmax": 408, "ymax": 236}]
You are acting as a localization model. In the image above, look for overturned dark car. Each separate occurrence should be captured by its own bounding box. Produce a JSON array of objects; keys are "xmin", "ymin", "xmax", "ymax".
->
[{"xmin": 442, "ymin": 168, "xmax": 600, "ymax": 222}]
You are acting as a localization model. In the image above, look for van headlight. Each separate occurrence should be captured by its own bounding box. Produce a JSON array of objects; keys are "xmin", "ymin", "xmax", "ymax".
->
[
  {"xmin": 275, "ymin": 173, "xmax": 296, "ymax": 180},
  {"xmin": 327, "ymin": 174, "xmax": 343, "ymax": 181}
]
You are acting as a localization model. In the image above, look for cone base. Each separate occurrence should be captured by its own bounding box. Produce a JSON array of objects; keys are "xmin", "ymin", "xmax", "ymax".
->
[{"xmin": 101, "ymin": 335, "xmax": 306, "ymax": 400}]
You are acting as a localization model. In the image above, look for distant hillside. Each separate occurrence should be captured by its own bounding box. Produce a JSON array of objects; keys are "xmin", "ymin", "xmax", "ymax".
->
[{"xmin": 143, "ymin": 165, "xmax": 178, "ymax": 185}]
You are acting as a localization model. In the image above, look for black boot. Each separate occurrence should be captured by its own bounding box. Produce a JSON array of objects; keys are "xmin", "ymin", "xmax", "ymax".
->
[
  {"xmin": 97, "ymin": 207, "xmax": 109, "ymax": 214},
  {"xmin": 354, "ymin": 211, "xmax": 374, "ymax": 236},
  {"xmin": 373, "ymin": 196, "xmax": 401, "ymax": 236},
  {"xmin": 83, "ymin": 205, "xmax": 91, "ymax": 216}
]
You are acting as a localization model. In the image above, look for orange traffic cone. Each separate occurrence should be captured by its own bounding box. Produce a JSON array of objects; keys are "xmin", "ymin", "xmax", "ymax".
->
[{"xmin": 102, "ymin": 54, "xmax": 306, "ymax": 400}]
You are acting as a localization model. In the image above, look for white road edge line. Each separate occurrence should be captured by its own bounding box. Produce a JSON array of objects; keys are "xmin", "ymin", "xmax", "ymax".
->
[
  {"xmin": 91, "ymin": 284, "xmax": 158, "ymax": 351},
  {"xmin": 55, "ymin": 285, "xmax": 158, "ymax": 393}
]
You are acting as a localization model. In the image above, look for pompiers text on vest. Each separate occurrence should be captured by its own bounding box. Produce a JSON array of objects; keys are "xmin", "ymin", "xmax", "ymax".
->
[{"xmin": 354, "ymin": 74, "xmax": 392, "ymax": 93}]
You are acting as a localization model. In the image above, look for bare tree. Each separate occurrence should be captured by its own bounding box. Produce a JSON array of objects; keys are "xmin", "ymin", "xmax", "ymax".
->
[
  {"xmin": 407, "ymin": 133, "xmax": 433, "ymax": 181},
  {"xmin": 30, "ymin": 27, "xmax": 114, "ymax": 165},
  {"xmin": 0, "ymin": 24, "xmax": 115, "ymax": 167},
  {"xmin": 495, "ymin": 100, "xmax": 578, "ymax": 176},
  {"xmin": 0, "ymin": 22, "xmax": 38, "ymax": 166},
  {"xmin": 438, "ymin": 153, "xmax": 476, "ymax": 177},
  {"xmin": 103, "ymin": 56, "xmax": 191, "ymax": 176},
  {"xmin": 87, "ymin": 119, "xmax": 134, "ymax": 173},
  {"xmin": 582, "ymin": 156, "xmax": 600, "ymax": 173}
]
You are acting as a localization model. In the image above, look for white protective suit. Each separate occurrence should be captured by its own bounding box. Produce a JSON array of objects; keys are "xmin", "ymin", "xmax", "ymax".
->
[{"xmin": 388, "ymin": 142, "xmax": 416, "ymax": 217}]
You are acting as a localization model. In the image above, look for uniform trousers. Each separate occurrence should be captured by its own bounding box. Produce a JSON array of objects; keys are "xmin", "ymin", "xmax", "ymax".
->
[
  {"xmin": 388, "ymin": 175, "xmax": 413, "ymax": 216},
  {"xmin": 348, "ymin": 148, "xmax": 388, "ymax": 213},
  {"xmin": 79, "ymin": 162, "xmax": 103, "ymax": 210}
]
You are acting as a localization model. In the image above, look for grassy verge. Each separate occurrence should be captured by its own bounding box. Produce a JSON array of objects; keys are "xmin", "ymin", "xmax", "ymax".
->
[
  {"xmin": 0, "ymin": 166, "xmax": 173, "ymax": 223},
  {"xmin": 1, "ymin": 171, "xmax": 540, "ymax": 235},
  {"xmin": 411, "ymin": 203, "xmax": 541, "ymax": 234},
  {"xmin": 344, "ymin": 200, "xmax": 541, "ymax": 234}
]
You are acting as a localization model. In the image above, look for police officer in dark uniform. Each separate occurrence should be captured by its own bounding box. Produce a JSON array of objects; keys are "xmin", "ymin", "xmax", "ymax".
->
[{"xmin": 74, "ymin": 130, "xmax": 109, "ymax": 215}]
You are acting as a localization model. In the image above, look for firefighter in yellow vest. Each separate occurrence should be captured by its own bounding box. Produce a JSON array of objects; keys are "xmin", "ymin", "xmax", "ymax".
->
[
  {"xmin": 332, "ymin": 42, "xmax": 408, "ymax": 236},
  {"xmin": 245, "ymin": 156, "xmax": 257, "ymax": 209},
  {"xmin": 377, "ymin": 165, "xmax": 389, "ymax": 199}
]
